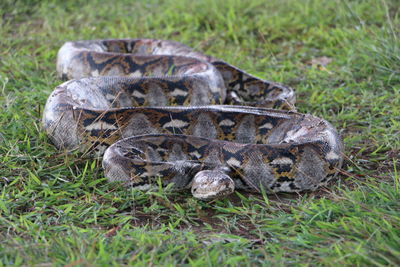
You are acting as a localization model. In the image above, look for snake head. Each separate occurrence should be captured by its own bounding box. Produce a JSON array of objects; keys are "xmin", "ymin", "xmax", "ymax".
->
[{"xmin": 191, "ymin": 169, "xmax": 235, "ymax": 200}]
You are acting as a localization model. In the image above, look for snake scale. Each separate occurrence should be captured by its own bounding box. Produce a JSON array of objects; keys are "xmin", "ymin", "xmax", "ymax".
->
[{"xmin": 43, "ymin": 39, "xmax": 343, "ymax": 200}]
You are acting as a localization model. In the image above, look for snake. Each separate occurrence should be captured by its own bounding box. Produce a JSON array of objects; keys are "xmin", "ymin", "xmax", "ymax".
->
[{"xmin": 42, "ymin": 39, "xmax": 343, "ymax": 200}]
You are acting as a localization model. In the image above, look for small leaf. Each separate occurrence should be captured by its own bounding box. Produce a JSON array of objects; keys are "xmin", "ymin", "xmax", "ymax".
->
[{"xmin": 28, "ymin": 170, "xmax": 41, "ymax": 185}]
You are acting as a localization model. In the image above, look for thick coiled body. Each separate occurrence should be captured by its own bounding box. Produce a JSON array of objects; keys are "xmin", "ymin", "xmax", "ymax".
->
[{"xmin": 43, "ymin": 39, "xmax": 343, "ymax": 199}]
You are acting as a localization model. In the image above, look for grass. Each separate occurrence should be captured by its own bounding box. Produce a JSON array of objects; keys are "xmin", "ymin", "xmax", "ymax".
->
[{"xmin": 0, "ymin": 0, "xmax": 399, "ymax": 265}]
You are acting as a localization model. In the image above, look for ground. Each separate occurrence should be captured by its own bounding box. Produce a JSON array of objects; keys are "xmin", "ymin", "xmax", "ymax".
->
[{"xmin": 0, "ymin": 0, "xmax": 399, "ymax": 266}]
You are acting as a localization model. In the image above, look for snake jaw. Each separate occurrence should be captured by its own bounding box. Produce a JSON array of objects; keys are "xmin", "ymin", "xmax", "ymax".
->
[{"xmin": 191, "ymin": 170, "xmax": 235, "ymax": 200}]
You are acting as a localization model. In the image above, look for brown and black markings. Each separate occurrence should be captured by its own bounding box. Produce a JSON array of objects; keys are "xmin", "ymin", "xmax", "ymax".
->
[{"xmin": 43, "ymin": 39, "xmax": 343, "ymax": 199}]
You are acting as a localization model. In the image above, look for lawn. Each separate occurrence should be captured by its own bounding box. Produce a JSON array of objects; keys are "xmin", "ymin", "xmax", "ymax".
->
[{"xmin": 0, "ymin": 0, "xmax": 399, "ymax": 266}]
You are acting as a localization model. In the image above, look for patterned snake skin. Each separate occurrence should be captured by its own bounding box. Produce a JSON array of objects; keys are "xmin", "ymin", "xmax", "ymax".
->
[{"xmin": 43, "ymin": 39, "xmax": 343, "ymax": 200}]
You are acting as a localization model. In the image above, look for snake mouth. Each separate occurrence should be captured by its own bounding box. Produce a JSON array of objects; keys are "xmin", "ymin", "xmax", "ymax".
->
[{"xmin": 190, "ymin": 169, "xmax": 235, "ymax": 200}]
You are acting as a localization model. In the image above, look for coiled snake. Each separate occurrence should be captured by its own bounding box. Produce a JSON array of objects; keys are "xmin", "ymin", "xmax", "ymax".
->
[{"xmin": 43, "ymin": 39, "xmax": 343, "ymax": 200}]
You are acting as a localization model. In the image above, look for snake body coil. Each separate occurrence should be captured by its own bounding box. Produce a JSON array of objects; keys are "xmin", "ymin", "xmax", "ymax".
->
[{"xmin": 43, "ymin": 39, "xmax": 343, "ymax": 199}]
